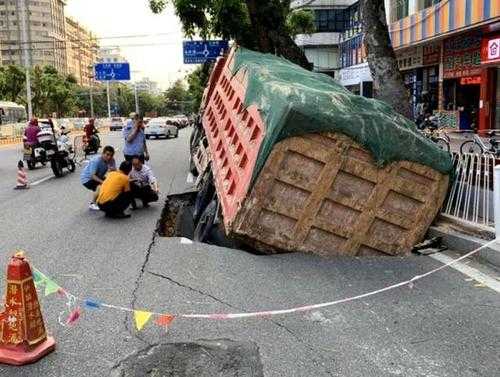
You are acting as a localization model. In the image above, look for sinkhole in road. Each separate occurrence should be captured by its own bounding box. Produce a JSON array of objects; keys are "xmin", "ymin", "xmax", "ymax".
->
[{"xmin": 111, "ymin": 339, "xmax": 264, "ymax": 377}]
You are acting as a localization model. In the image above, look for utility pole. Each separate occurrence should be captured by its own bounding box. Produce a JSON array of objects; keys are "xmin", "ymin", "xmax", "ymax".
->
[
  {"xmin": 134, "ymin": 83, "xmax": 140, "ymax": 115},
  {"xmin": 18, "ymin": 0, "xmax": 32, "ymax": 119},
  {"xmin": 106, "ymin": 81, "xmax": 111, "ymax": 119},
  {"xmin": 89, "ymin": 81, "xmax": 95, "ymax": 118}
]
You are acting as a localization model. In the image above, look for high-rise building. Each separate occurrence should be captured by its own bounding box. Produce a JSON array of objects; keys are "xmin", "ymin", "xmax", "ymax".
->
[
  {"xmin": 0, "ymin": 0, "xmax": 67, "ymax": 73},
  {"xmin": 132, "ymin": 77, "xmax": 159, "ymax": 95},
  {"xmin": 291, "ymin": 0, "xmax": 358, "ymax": 77},
  {"xmin": 65, "ymin": 16, "xmax": 98, "ymax": 86}
]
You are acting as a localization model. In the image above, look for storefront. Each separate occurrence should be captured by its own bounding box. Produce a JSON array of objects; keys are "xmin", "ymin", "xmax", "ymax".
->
[
  {"xmin": 442, "ymin": 32, "xmax": 482, "ymax": 130},
  {"xmin": 480, "ymin": 33, "xmax": 500, "ymax": 130},
  {"xmin": 338, "ymin": 62, "xmax": 373, "ymax": 98},
  {"xmin": 397, "ymin": 46, "xmax": 423, "ymax": 120}
]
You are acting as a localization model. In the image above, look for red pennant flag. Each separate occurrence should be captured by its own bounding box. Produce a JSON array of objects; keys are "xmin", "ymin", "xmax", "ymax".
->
[{"xmin": 155, "ymin": 314, "xmax": 175, "ymax": 329}]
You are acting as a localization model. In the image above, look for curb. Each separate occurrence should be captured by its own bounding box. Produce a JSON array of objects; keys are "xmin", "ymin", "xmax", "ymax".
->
[{"xmin": 428, "ymin": 225, "xmax": 500, "ymax": 270}]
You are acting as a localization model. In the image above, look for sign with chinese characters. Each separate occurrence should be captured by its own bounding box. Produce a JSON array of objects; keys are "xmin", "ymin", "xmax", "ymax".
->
[
  {"xmin": 481, "ymin": 35, "xmax": 500, "ymax": 65},
  {"xmin": 396, "ymin": 46, "xmax": 423, "ymax": 71},
  {"xmin": 443, "ymin": 33, "xmax": 482, "ymax": 79},
  {"xmin": 460, "ymin": 76, "xmax": 481, "ymax": 85},
  {"xmin": 183, "ymin": 40, "xmax": 229, "ymax": 64},
  {"xmin": 423, "ymin": 43, "xmax": 441, "ymax": 66}
]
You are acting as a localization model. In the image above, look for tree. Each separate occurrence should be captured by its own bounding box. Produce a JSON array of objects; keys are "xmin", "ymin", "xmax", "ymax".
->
[
  {"xmin": 0, "ymin": 65, "xmax": 26, "ymax": 103},
  {"xmin": 162, "ymin": 79, "xmax": 192, "ymax": 115},
  {"xmin": 149, "ymin": 0, "xmax": 313, "ymax": 69},
  {"xmin": 186, "ymin": 64, "xmax": 211, "ymax": 113},
  {"xmin": 361, "ymin": 0, "xmax": 411, "ymax": 118}
]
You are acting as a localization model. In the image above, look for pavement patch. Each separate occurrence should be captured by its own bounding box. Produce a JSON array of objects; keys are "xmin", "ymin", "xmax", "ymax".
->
[{"xmin": 110, "ymin": 339, "xmax": 264, "ymax": 377}]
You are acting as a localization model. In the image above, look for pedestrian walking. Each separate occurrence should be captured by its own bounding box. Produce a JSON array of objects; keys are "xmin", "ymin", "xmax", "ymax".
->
[
  {"xmin": 123, "ymin": 113, "xmax": 149, "ymax": 163},
  {"xmin": 97, "ymin": 161, "xmax": 134, "ymax": 219},
  {"xmin": 80, "ymin": 146, "xmax": 116, "ymax": 210},
  {"xmin": 129, "ymin": 156, "xmax": 159, "ymax": 209}
]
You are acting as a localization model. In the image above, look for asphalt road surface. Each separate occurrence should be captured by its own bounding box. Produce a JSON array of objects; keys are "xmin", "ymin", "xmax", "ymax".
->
[{"xmin": 0, "ymin": 129, "xmax": 498, "ymax": 377}]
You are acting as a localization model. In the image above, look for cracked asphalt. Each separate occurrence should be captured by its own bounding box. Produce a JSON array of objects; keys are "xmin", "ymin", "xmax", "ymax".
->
[{"xmin": 0, "ymin": 129, "xmax": 499, "ymax": 376}]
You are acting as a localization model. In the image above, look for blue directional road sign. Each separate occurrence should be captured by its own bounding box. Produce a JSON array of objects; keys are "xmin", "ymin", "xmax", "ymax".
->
[
  {"xmin": 94, "ymin": 63, "xmax": 131, "ymax": 81},
  {"xmin": 183, "ymin": 40, "xmax": 229, "ymax": 64}
]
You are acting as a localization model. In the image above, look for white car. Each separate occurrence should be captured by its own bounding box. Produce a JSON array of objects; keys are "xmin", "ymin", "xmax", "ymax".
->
[
  {"xmin": 145, "ymin": 118, "xmax": 179, "ymax": 139},
  {"xmin": 110, "ymin": 117, "xmax": 124, "ymax": 131}
]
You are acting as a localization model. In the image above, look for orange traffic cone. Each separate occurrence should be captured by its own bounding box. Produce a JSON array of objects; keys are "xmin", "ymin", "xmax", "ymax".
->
[
  {"xmin": 0, "ymin": 252, "xmax": 55, "ymax": 365},
  {"xmin": 14, "ymin": 161, "xmax": 29, "ymax": 190}
]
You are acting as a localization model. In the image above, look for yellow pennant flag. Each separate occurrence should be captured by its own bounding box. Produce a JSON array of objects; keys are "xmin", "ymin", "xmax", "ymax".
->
[{"xmin": 134, "ymin": 310, "xmax": 153, "ymax": 331}]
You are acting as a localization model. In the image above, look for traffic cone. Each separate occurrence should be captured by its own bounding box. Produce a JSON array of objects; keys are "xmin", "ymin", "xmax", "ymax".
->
[
  {"xmin": 14, "ymin": 161, "xmax": 29, "ymax": 190},
  {"xmin": 0, "ymin": 252, "xmax": 55, "ymax": 365}
]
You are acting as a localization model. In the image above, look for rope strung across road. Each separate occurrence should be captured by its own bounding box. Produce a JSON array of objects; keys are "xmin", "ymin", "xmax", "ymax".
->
[{"xmin": 33, "ymin": 240, "xmax": 498, "ymax": 331}]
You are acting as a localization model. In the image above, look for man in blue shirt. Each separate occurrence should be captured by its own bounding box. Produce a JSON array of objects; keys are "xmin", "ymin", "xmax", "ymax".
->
[
  {"xmin": 80, "ymin": 145, "xmax": 116, "ymax": 210},
  {"xmin": 123, "ymin": 113, "xmax": 149, "ymax": 163}
]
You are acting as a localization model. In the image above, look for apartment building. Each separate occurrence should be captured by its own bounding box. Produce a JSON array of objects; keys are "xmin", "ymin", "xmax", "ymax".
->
[
  {"xmin": 98, "ymin": 46, "xmax": 127, "ymax": 64},
  {"xmin": 65, "ymin": 16, "xmax": 98, "ymax": 86},
  {"xmin": 388, "ymin": 0, "xmax": 500, "ymax": 130},
  {"xmin": 291, "ymin": 0, "xmax": 358, "ymax": 77},
  {"xmin": 0, "ymin": 0, "xmax": 67, "ymax": 73}
]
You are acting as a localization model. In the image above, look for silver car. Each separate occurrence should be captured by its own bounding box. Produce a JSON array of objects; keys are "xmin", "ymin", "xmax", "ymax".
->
[{"xmin": 145, "ymin": 118, "xmax": 179, "ymax": 139}]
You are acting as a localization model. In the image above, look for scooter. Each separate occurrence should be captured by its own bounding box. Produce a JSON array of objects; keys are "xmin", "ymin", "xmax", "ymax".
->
[
  {"xmin": 84, "ymin": 129, "xmax": 101, "ymax": 155},
  {"xmin": 50, "ymin": 129, "xmax": 76, "ymax": 177},
  {"xmin": 22, "ymin": 136, "xmax": 48, "ymax": 170}
]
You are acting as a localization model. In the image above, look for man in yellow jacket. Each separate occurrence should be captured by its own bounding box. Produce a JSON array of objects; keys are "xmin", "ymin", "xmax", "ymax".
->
[{"xmin": 97, "ymin": 161, "xmax": 133, "ymax": 219}]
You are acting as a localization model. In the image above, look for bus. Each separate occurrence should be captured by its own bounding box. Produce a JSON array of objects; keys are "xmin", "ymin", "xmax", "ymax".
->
[{"xmin": 0, "ymin": 101, "xmax": 27, "ymax": 125}]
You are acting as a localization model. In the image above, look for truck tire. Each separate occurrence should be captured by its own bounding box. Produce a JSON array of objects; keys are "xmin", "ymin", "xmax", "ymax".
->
[{"xmin": 194, "ymin": 199, "xmax": 217, "ymax": 243}]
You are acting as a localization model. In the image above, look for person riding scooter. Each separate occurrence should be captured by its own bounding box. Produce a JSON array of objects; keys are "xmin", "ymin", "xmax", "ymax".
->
[
  {"xmin": 24, "ymin": 118, "xmax": 41, "ymax": 147},
  {"xmin": 84, "ymin": 118, "xmax": 100, "ymax": 154}
]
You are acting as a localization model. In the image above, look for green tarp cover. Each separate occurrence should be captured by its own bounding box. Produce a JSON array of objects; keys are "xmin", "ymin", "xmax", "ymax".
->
[{"xmin": 231, "ymin": 48, "xmax": 453, "ymax": 180}]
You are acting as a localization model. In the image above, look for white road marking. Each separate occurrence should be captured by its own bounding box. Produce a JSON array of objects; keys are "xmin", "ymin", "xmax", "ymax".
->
[
  {"xmin": 30, "ymin": 175, "xmax": 54, "ymax": 186},
  {"xmin": 180, "ymin": 237, "xmax": 193, "ymax": 244},
  {"xmin": 429, "ymin": 253, "xmax": 500, "ymax": 293},
  {"xmin": 186, "ymin": 173, "xmax": 194, "ymax": 184}
]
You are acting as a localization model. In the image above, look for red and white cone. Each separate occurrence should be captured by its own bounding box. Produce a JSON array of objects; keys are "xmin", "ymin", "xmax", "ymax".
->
[{"xmin": 14, "ymin": 161, "xmax": 29, "ymax": 190}]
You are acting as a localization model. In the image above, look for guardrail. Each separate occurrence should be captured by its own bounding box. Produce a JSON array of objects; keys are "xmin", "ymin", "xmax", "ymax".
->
[{"xmin": 442, "ymin": 153, "xmax": 496, "ymax": 228}]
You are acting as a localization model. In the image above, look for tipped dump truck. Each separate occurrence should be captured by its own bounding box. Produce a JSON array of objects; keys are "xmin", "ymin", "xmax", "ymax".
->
[{"xmin": 172, "ymin": 47, "xmax": 453, "ymax": 257}]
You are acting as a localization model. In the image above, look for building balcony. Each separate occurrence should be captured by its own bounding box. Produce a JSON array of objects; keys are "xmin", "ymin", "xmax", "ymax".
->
[
  {"xmin": 295, "ymin": 32, "xmax": 341, "ymax": 47},
  {"xmin": 389, "ymin": 0, "xmax": 500, "ymax": 49}
]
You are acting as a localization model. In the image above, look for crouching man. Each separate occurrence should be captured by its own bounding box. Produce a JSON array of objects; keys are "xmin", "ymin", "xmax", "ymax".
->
[
  {"xmin": 97, "ymin": 161, "xmax": 133, "ymax": 219},
  {"xmin": 129, "ymin": 156, "xmax": 159, "ymax": 209}
]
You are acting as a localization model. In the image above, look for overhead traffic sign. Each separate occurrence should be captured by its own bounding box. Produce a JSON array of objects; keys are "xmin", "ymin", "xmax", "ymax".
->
[
  {"xmin": 183, "ymin": 40, "xmax": 229, "ymax": 64},
  {"xmin": 94, "ymin": 63, "xmax": 131, "ymax": 81}
]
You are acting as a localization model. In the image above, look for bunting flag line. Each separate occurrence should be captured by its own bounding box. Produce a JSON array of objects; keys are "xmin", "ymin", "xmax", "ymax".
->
[
  {"xmin": 29, "ymin": 239, "xmax": 498, "ymax": 331},
  {"xmin": 134, "ymin": 310, "xmax": 153, "ymax": 331}
]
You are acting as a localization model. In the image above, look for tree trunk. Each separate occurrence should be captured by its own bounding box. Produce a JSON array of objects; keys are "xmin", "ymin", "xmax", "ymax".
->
[
  {"xmin": 361, "ymin": 0, "xmax": 412, "ymax": 119},
  {"xmin": 245, "ymin": 0, "xmax": 312, "ymax": 70}
]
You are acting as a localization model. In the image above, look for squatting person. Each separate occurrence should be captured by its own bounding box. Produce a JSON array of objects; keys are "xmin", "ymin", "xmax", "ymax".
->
[
  {"xmin": 80, "ymin": 146, "xmax": 116, "ymax": 211},
  {"xmin": 97, "ymin": 161, "xmax": 134, "ymax": 219},
  {"xmin": 129, "ymin": 156, "xmax": 159, "ymax": 209}
]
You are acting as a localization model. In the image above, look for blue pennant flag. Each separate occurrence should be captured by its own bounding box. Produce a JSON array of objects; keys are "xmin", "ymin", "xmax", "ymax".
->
[{"xmin": 84, "ymin": 298, "xmax": 102, "ymax": 310}]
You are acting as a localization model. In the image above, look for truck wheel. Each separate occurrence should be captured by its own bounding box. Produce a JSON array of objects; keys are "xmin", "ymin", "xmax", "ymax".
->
[
  {"xmin": 51, "ymin": 159, "xmax": 63, "ymax": 177},
  {"xmin": 194, "ymin": 199, "xmax": 217, "ymax": 243}
]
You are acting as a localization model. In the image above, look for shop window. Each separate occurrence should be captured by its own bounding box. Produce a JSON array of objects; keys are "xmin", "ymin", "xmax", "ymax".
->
[
  {"xmin": 391, "ymin": 0, "xmax": 409, "ymax": 22},
  {"xmin": 418, "ymin": 0, "xmax": 442, "ymax": 11}
]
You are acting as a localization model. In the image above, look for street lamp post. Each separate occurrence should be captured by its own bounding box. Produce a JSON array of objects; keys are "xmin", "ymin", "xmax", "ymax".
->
[
  {"xmin": 106, "ymin": 81, "xmax": 111, "ymax": 119},
  {"xmin": 18, "ymin": 0, "xmax": 32, "ymax": 119}
]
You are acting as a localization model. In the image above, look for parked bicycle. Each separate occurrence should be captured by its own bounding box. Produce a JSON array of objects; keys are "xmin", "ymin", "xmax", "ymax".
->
[
  {"xmin": 419, "ymin": 116, "xmax": 451, "ymax": 153},
  {"xmin": 459, "ymin": 131, "xmax": 500, "ymax": 157}
]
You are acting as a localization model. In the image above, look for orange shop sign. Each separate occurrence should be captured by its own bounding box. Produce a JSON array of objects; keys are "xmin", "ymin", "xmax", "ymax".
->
[{"xmin": 460, "ymin": 76, "xmax": 481, "ymax": 85}]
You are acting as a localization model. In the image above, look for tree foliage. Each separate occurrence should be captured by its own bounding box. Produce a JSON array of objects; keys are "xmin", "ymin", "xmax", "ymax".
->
[
  {"xmin": 149, "ymin": 0, "xmax": 312, "ymax": 68},
  {"xmin": 0, "ymin": 65, "xmax": 26, "ymax": 103}
]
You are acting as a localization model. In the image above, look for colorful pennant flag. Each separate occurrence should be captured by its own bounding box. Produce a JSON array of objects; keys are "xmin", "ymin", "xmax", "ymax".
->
[
  {"xmin": 32, "ymin": 270, "xmax": 45, "ymax": 285},
  {"xmin": 67, "ymin": 307, "xmax": 82, "ymax": 326},
  {"xmin": 134, "ymin": 310, "xmax": 153, "ymax": 331},
  {"xmin": 84, "ymin": 298, "xmax": 102, "ymax": 310},
  {"xmin": 44, "ymin": 279, "xmax": 60, "ymax": 296},
  {"xmin": 155, "ymin": 314, "xmax": 175, "ymax": 329}
]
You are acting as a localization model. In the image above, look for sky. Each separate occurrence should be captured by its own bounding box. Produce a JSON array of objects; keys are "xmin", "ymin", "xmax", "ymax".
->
[{"xmin": 65, "ymin": 0, "xmax": 193, "ymax": 90}]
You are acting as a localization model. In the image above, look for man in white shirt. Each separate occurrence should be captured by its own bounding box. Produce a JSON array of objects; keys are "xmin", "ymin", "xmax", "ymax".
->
[{"xmin": 129, "ymin": 156, "xmax": 159, "ymax": 209}]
